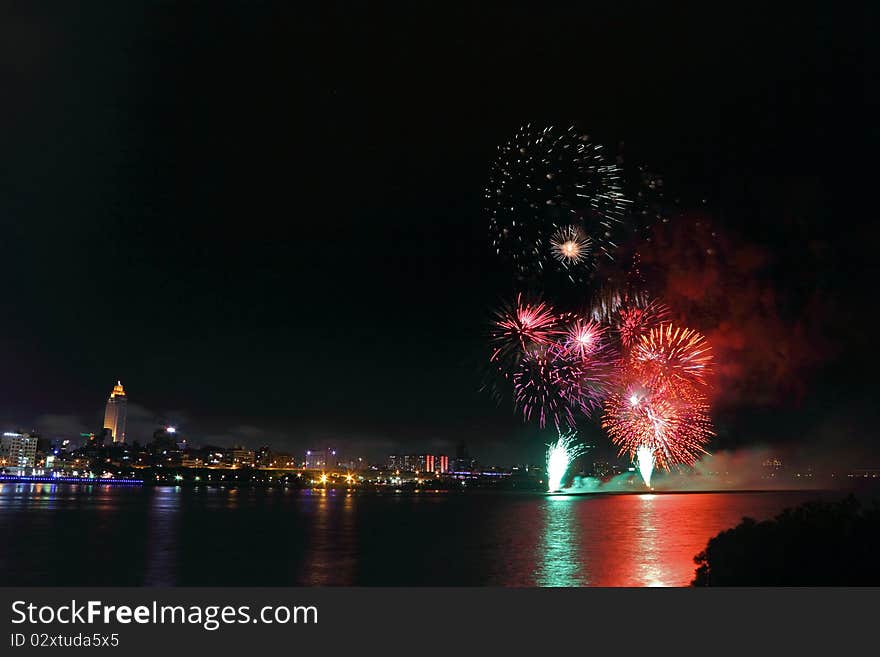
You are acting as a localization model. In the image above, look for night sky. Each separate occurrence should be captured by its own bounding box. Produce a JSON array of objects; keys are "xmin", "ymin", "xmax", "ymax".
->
[{"xmin": 1, "ymin": 2, "xmax": 876, "ymax": 465}]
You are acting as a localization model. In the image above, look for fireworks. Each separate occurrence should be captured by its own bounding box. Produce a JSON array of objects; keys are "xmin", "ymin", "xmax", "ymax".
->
[
  {"xmin": 482, "ymin": 126, "xmax": 718, "ymax": 489},
  {"xmin": 561, "ymin": 318, "xmax": 605, "ymax": 360},
  {"xmin": 602, "ymin": 384, "xmax": 713, "ymax": 474},
  {"xmin": 513, "ymin": 349, "xmax": 583, "ymax": 430},
  {"xmin": 557, "ymin": 317, "xmax": 617, "ymax": 414},
  {"xmin": 633, "ymin": 324, "xmax": 712, "ymax": 400},
  {"xmin": 490, "ymin": 294, "xmax": 562, "ymax": 367},
  {"xmin": 636, "ymin": 445, "xmax": 655, "ymax": 488},
  {"xmin": 546, "ymin": 430, "xmax": 588, "ymax": 492},
  {"xmin": 592, "ymin": 289, "xmax": 671, "ymax": 350},
  {"xmin": 486, "ymin": 124, "xmax": 629, "ymax": 279},
  {"xmin": 550, "ymin": 224, "xmax": 592, "ymax": 268},
  {"xmin": 601, "ymin": 323, "xmax": 713, "ymax": 484}
]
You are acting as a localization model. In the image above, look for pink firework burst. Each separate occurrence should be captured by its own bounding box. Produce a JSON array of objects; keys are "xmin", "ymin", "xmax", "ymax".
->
[
  {"xmin": 560, "ymin": 318, "xmax": 606, "ymax": 360},
  {"xmin": 556, "ymin": 317, "xmax": 618, "ymax": 411},
  {"xmin": 490, "ymin": 294, "xmax": 563, "ymax": 367},
  {"xmin": 512, "ymin": 341, "xmax": 612, "ymax": 428},
  {"xmin": 512, "ymin": 349, "xmax": 583, "ymax": 429}
]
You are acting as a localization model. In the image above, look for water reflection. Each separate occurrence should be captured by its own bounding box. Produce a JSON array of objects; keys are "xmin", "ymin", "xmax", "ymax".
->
[
  {"xmin": 634, "ymin": 494, "xmax": 668, "ymax": 587},
  {"xmin": 143, "ymin": 487, "xmax": 181, "ymax": 585},
  {"xmin": 299, "ymin": 490, "xmax": 358, "ymax": 585},
  {"xmin": 535, "ymin": 496, "xmax": 587, "ymax": 586},
  {"xmin": 0, "ymin": 486, "xmax": 835, "ymax": 586}
]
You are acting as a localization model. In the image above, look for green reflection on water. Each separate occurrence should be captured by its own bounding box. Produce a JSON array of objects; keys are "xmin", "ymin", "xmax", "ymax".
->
[{"xmin": 535, "ymin": 496, "xmax": 587, "ymax": 586}]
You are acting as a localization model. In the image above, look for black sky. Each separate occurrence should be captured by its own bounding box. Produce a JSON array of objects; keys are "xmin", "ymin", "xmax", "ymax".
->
[{"xmin": 0, "ymin": 1, "xmax": 876, "ymax": 464}]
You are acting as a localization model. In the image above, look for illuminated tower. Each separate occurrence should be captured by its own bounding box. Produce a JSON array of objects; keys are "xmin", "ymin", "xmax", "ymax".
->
[{"xmin": 103, "ymin": 381, "xmax": 128, "ymax": 443}]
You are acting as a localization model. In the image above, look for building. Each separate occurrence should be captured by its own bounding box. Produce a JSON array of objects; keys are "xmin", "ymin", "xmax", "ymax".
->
[
  {"xmin": 256, "ymin": 445, "xmax": 272, "ymax": 468},
  {"xmin": 103, "ymin": 381, "xmax": 128, "ymax": 443},
  {"xmin": 452, "ymin": 441, "xmax": 476, "ymax": 473},
  {"xmin": 340, "ymin": 456, "xmax": 366, "ymax": 471},
  {"xmin": 386, "ymin": 453, "xmax": 449, "ymax": 474},
  {"xmin": 149, "ymin": 427, "xmax": 183, "ymax": 466},
  {"xmin": 1, "ymin": 432, "xmax": 38, "ymax": 471},
  {"xmin": 305, "ymin": 448, "xmax": 337, "ymax": 470},
  {"xmin": 268, "ymin": 452, "xmax": 296, "ymax": 468},
  {"xmin": 227, "ymin": 446, "xmax": 255, "ymax": 467}
]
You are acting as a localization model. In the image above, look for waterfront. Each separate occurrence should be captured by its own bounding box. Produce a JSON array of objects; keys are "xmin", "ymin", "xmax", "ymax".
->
[{"xmin": 0, "ymin": 484, "xmax": 840, "ymax": 586}]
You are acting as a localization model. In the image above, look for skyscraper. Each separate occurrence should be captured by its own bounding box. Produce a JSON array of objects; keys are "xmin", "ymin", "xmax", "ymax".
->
[
  {"xmin": 103, "ymin": 381, "xmax": 128, "ymax": 443},
  {"xmin": 0, "ymin": 432, "xmax": 37, "ymax": 471}
]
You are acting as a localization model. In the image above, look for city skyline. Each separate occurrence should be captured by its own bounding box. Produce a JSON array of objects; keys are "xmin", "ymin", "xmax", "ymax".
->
[{"xmin": 2, "ymin": 376, "xmax": 876, "ymax": 477}]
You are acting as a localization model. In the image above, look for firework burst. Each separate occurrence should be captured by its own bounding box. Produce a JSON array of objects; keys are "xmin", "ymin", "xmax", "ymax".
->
[
  {"xmin": 591, "ymin": 289, "xmax": 671, "ymax": 350},
  {"xmin": 490, "ymin": 294, "xmax": 563, "ymax": 368},
  {"xmin": 486, "ymin": 124, "xmax": 629, "ymax": 279},
  {"xmin": 633, "ymin": 323, "xmax": 712, "ymax": 399},
  {"xmin": 550, "ymin": 224, "xmax": 592, "ymax": 268},
  {"xmin": 513, "ymin": 349, "xmax": 583, "ymax": 429},
  {"xmin": 558, "ymin": 317, "xmax": 617, "ymax": 409},
  {"xmin": 561, "ymin": 317, "xmax": 603, "ymax": 356},
  {"xmin": 546, "ymin": 430, "xmax": 588, "ymax": 492},
  {"xmin": 602, "ymin": 383, "xmax": 713, "ymax": 473}
]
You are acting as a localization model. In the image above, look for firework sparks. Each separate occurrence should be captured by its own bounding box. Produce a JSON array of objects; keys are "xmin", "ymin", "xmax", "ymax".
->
[
  {"xmin": 490, "ymin": 294, "xmax": 563, "ymax": 367},
  {"xmin": 602, "ymin": 382, "xmax": 713, "ymax": 473},
  {"xmin": 636, "ymin": 445, "xmax": 655, "ymax": 488},
  {"xmin": 486, "ymin": 124, "xmax": 629, "ymax": 279},
  {"xmin": 560, "ymin": 318, "xmax": 608, "ymax": 360},
  {"xmin": 546, "ymin": 430, "xmax": 588, "ymax": 492},
  {"xmin": 633, "ymin": 323, "xmax": 712, "ymax": 399},
  {"xmin": 550, "ymin": 224, "xmax": 592, "ymax": 267},
  {"xmin": 591, "ymin": 290, "xmax": 671, "ymax": 350},
  {"xmin": 513, "ymin": 349, "xmax": 583, "ymax": 429},
  {"xmin": 557, "ymin": 317, "xmax": 617, "ymax": 414}
]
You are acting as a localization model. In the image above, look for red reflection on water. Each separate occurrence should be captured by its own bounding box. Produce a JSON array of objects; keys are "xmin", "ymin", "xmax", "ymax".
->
[
  {"xmin": 583, "ymin": 493, "xmax": 772, "ymax": 586},
  {"xmin": 515, "ymin": 491, "xmax": 819, "ymax": 587}
]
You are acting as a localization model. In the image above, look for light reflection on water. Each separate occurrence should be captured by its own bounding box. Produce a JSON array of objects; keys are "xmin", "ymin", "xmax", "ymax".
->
[
  {"xmin": 635, "ymin": 494, "xmax": 667, "ymax": 587},
  {"xmin": 143, "ymin": 487, "xmax": 181, "ymax": 586},
  {"xmin": 0, "ymin": 485, "xmax": 837, "ymax": 586},
  {"xmin": 535, "ymin": 496, "xmax": 586, "ymax": 586}
]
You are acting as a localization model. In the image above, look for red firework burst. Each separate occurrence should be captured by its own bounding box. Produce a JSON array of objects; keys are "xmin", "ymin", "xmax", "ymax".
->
[
  {"xmin": 590, "ymin": 289, "xmax": 671, "ymax": 350},
  {"xmin": 617, "ymin": 298, "xmax": 672, "ymax": 349},
  {"xmin": 601, "ymin": 382, "xmax": 713, "ymax": 470},
  {"xmin": 633, "ymin": 323, "xmax": 712, "ymax": 400}
]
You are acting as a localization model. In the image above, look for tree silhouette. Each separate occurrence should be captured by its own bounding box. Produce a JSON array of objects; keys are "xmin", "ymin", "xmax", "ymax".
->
[{"xmin": 693, "ymin": 495, "xmax": 880, "ymax": 585}]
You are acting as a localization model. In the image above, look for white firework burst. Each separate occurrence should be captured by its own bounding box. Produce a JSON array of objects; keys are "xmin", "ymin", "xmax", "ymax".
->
[{"xmin": 550, "ymin": 224, "xmax": 592, "ymax": 266}]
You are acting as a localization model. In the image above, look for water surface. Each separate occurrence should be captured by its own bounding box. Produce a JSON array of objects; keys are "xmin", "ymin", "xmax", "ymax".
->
[{"xmin": 0, "ymin": 484, "xmax": 835, "ymax": 586}]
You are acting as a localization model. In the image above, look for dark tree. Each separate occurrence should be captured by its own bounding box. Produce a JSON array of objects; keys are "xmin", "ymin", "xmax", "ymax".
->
[{"xmin": 693, "ymin": 495, "xmax": 880, "ymax": 586}]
